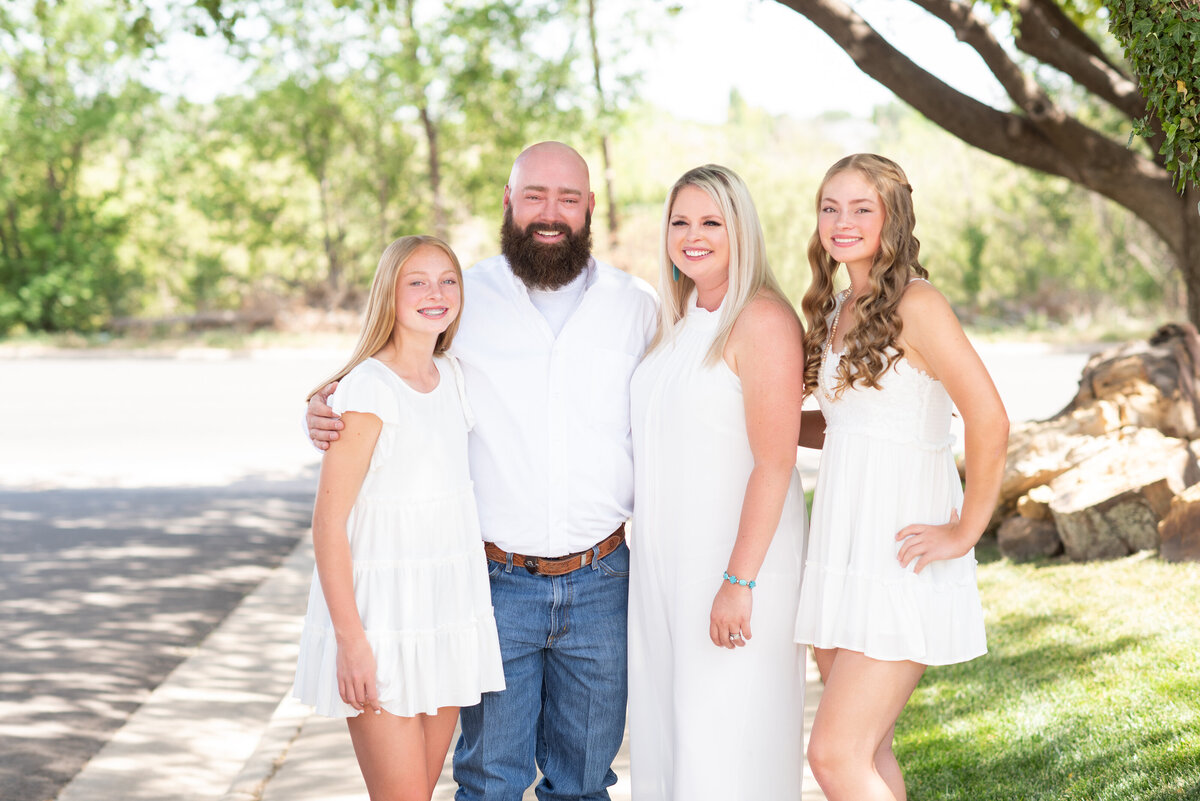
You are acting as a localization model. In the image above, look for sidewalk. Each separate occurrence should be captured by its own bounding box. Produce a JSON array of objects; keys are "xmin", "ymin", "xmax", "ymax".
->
[{"xmin": 56, "ymin": 536, "xmax": 826, "ymax": 801}]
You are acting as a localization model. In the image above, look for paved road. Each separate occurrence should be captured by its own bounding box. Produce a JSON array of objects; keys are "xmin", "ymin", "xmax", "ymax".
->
[
  {"xmin": 0, "ymin": 350, "xmax": 343, "ymax": 801},
  {"xmin": 0, "ymin": 340, "xmax": 1097, "ymax": 801}
]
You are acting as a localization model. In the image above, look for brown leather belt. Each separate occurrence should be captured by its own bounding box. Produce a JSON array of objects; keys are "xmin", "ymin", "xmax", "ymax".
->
[{"xmin": 485, "ymin": 525, "xmax": 626, "ymax": 576}]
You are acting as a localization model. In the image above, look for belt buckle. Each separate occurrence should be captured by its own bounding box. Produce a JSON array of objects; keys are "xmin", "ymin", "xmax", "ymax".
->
[{"xmin": 523, "ymin": 556, "xmax": 540, "ymax": 575}]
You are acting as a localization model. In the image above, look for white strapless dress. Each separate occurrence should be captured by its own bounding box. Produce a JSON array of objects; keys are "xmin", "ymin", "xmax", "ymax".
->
[{"xmin": 794, "ymin": 295, "xmax": 987, "ymax": 666}]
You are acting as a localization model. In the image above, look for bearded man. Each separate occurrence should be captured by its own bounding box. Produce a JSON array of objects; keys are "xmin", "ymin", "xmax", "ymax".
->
[{"xmin": 307, "ymin": 141, "xmax": 658, "ymax": 800}]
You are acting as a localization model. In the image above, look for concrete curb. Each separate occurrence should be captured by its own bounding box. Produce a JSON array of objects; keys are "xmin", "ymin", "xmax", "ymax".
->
[
  {"xmin": 220, "ymin": 695, "xmax": 311, "ymax": 801},
  {"xmin": 56, "ymin": 539, "xmax": 314, "ymax": 801}
]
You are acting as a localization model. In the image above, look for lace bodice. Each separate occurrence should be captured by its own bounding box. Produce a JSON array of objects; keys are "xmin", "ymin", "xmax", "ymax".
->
[{"xmin": 818, "ymin": 349, "xmax": 954, "ymax": 450}]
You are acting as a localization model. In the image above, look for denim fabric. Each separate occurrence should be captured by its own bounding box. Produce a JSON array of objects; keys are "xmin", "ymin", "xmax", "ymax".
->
[{"xmin": 454, "ymin": 542, "xmax": 630, "ymax": 801}]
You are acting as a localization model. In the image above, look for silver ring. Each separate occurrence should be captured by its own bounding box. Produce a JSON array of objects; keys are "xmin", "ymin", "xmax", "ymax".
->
[{"xmin": 729, "ymin": 633, "xmax": 741, "ymax": 641}]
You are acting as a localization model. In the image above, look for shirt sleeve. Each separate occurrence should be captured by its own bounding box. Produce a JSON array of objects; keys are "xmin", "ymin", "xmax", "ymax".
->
[
  {"xmin": 329, "ymin": 364, "xmax": 400, "ymax": 424},
  {"xmin": 445, "ymin": 354, "xmax": 475, "ymax": 431}
]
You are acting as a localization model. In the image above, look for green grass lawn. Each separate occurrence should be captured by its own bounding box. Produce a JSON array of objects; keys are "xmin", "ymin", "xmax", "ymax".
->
[{"xmin": 897, "ymin": 543, "xmax": 1200, "ymax": 800}]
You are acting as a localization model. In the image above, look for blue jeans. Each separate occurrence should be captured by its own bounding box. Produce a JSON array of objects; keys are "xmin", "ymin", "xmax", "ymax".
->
[{"xmin": 453, "ymin": 541, "xmax": 629, "ymax": 801}]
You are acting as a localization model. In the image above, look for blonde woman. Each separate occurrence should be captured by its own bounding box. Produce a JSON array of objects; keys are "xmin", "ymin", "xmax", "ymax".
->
[
  {"xmin": 628, "ymin": 165, "xmax": 808, "ymax": 799},
  {"xmin": 793, "ymin": 155, "xmax": 1008, "ymax": 801},
  {"xmin": 293, "ymin": 236, "xmax": 504, "ymax": 801}
]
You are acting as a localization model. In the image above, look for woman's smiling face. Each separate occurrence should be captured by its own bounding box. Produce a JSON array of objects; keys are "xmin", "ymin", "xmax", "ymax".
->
[
  {"xmin": 394, "ymin": 246, "xmax": 462, "ymax": 338},
  {"xmin": 818, "ymin": 169, "xmax": 884, "ymax": 273},
  {"xmin": 667, "ymin": 184, "xmax": 730, "ymax": 287}
]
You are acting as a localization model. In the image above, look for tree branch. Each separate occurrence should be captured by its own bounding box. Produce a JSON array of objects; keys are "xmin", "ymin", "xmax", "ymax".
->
[
  {"xmin": 1024, "ymin": 0, "xmax": 1119, "ymax": 70},
  {"xmin": 1014, "ymin": 0, "xmax": 1145, "ymax": 120},
  {"xmin": 773, "ymin": 0, "xmax": 1183, "ymax": 254},
  {"xmin": 909, "ymin": 0, "xmax": 1047, "ymax": 115}
]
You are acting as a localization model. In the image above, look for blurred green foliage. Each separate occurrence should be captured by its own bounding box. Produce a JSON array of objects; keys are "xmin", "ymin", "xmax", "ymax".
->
[{"xmin": 0, "ymin": 0, "xmax": 1181, "ymax": 335}]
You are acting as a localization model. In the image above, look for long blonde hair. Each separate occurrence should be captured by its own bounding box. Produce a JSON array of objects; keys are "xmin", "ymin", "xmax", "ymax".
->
[
  {"xmin": 648, "ymin": 164, "xmax": 789, "ymax": 364},
  {"xmin": 800, "ymin": 154, "xmax": 927, "ymax": 396},
  {"xmin": 307, "ymin": 235, "xmax": 464, "ymax": 400}
]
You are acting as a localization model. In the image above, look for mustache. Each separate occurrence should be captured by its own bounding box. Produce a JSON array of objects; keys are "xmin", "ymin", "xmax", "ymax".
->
[{"xmin": 523, "ymin": 221, "xmax": 572, "ymax": 238}]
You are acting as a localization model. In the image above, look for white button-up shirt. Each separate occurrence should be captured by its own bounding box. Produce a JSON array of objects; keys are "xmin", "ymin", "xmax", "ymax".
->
[{"xmin": 453, "ymin": 255, "xmax": 658, "ymax": 557}]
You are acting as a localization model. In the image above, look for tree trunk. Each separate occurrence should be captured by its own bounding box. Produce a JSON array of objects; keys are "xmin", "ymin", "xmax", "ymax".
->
[
  {"xmin": 1182, "ymin": 187, "xmax": 1200, "ymax": 328},
  {"xmin": 5, "ymin": 201, "xmax": 22, "ymax": 261},
  {"xmin": 404, "ymin": 0, "xmax": 447, "ymax": 242},
  {"xmin": 318, "ymin": 172, "xmax": 342, "ymax": 306},
  {"xmin": 420, "ymin": 104, "xmax": 447, "ymax": 242},
  {"xmin": 587, "ymin": 0, "xmax": 618, "ymax": 248},
  {"xmin": 372, "ymin": 107, "xmax": 390, "ymax": 251}
]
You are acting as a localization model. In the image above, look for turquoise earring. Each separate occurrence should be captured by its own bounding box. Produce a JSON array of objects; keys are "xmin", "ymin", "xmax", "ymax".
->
[{"xmin": 672, "ymin": 263, "xmax": 681, "ymax": 282}]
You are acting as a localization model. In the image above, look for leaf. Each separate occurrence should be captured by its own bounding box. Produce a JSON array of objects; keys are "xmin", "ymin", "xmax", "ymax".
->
[{"xmin": 1179, "ymin": 79, "xmax": 1188, "ymax": 94}]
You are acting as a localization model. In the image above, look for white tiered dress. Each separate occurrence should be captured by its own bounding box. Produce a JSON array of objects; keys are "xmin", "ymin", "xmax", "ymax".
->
[
  {"xmin": 293, "ymin": 356, "xmax": 505, "ymax": 717},
  {"xmin": 794, "ymin": 294, "xmax": 987, "ymax": 665},
  {"xmin": 628, "ymin": 299, "xmax": 807, "ymax": 800}
]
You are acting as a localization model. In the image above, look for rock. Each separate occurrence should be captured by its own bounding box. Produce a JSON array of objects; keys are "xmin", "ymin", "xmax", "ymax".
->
[
  {"xmin": 1056, "ymin": 322, "xmax": 1200, "ymax": 439},
  {"xmin": 991, "ymin": 325, "xmax": 1200, "ymax": 560},
  {"xmin": 1046, "ymin": 427, "xmax": 1192, "ymax": 560},
  {"xmin": 997, "ymin": 516, "xmax": 1062, "ymax": 562},
  {"xmin": 1016, "ymin": 485, "xmax": 1055, "ymax": 520},
  {"xmin": 1158, "ymin": 483, "xmax": 1200, "ymax": 562},
  {"xmin": 995, "ymin": 417, "xmax": 1126, "ymax": 528}
]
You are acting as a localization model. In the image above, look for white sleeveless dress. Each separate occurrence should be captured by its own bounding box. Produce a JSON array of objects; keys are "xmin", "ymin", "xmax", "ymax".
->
[
  {"xmin": 293, "ymin": 356, "xmax": 505, "ymax": 717},
  {"xmin": 793, "ymin": 292, "xmax": 987, "ymax": 665},
  {"xmin": 628, "ymin": 299, "xmax": 807, "ymax": 800}
]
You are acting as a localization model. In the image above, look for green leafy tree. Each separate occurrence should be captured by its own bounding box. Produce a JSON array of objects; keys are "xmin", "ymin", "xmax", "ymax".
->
[
  {"xmin": 221, "ymin": 0, "xmax": 588, "ymax": 306},
  {"xmin": 0, "ymin": 0, "xmax": 154, "ymax": 332},
  {"xmin": 775, "ymin": 0, "xmax": 1200, "ymax": 325}
]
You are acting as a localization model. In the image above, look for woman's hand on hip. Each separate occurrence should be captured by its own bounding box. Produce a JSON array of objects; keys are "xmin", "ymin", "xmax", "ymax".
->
[{"xmin": 896, "ymin": 509, "xmax": 970, "ymax": 573}]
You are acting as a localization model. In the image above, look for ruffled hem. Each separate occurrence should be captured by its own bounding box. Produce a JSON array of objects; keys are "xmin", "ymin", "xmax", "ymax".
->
[
  {"xmin": 794, "ymin": 561, "xmax": 987, "ymax": 667},
  {"xmin": 293, "ymin": 615, "xmax": 506, "ymax": 717},
  {"xmin": 301, "ymin": 548, "xmax": 496, "ymax": 632},
  {"xmin": 344, "ymin": 490, "xmax": 480, "ymax": 558}
]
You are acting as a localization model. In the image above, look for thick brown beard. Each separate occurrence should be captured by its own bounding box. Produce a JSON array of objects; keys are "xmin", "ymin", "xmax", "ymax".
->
[{"xmin": 500, "ymin": 206, "xmax": 593, "ymax": 290}]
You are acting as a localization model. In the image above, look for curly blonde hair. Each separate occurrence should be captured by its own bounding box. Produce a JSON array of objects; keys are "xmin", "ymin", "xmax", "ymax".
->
[{"xmin": 800, "ymin": 154, "xmax": 928, "ymax": 397}]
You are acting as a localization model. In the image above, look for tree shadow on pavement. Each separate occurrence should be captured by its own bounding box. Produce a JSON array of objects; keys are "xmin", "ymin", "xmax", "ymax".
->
[{"xmin": 0, "ymin": 468, "xmax": 317, "ymax": 801}]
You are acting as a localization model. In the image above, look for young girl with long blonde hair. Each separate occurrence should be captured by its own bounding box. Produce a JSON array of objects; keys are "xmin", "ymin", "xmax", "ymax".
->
[
  {"xmin": 293, "ymin": 235, "xmax": 504, "ymax": 801},
  {"xmin": 793, "ymin": 155, "xmax": 1008, "ymax": 801}
]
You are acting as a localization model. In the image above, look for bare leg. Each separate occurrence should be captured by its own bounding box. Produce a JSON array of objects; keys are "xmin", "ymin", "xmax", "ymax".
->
[
  {"xmin": 813, "ymin": 646, "xmax": 906, "ymax": 798},
  {"xmin": 807, "ymin": 649, "xmax": 925, "ymax": 801},
  {"xmin": 874, "ymin": 724, "xmax": 905, "ymax": 801},
  {"xmin": 347, "ymin": 710, "xmax": 434, "ymax": 801},
  {"xmin": 421, "ymin": 707, "xmax": 459, "ymax": 796},
  {"xmin": 813, "ymin": 645, "xmax": 836, "ymax": 683}
]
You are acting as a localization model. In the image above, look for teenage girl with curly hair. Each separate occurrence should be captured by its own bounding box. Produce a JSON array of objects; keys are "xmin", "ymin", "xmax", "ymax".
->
[{"xmin": 794, "ymin": 154, "xmax": 1009, "ymax": 801}]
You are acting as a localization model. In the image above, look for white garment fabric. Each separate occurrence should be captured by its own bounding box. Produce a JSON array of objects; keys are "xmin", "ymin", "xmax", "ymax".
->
[
  {"xmin": 628, "ymin": 300, "xmax": 807, "ymax": 800},
  {"xmin": 527, "ymin": 268, "xmax": 588, "ymax": 337},
  {"xmin": 794, "ymin": 292, "xmax": 987, "ymax": 665},
  {"xmin": 452, "ymin": 255, "xmax": 658, "ymax": 556},
  {"xmin": 293, "ymin": 356, "xmax": 506, "ymax": 717}
]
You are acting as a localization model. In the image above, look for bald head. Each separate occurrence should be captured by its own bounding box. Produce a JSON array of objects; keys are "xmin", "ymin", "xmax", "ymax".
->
[{"xmin": 508, "ymin": 141, "xmax": 591, "ymax": 191}]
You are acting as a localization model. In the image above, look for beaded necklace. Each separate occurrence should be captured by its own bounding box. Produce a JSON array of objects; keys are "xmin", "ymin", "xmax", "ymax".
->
[{"xmin": 821, "ymin": 288, "xmax": 853, "ymax": 401}]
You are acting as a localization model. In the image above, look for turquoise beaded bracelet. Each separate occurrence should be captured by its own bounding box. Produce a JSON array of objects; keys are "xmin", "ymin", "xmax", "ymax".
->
[{"xmin": 723, "ymin": 571, "xmax": 756, "ymax": 589}]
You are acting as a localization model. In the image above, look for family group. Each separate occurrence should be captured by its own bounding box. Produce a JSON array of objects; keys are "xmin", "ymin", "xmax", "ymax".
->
[{"xmin": 292, "ymin": 141, "xmax": 1009, "ymax": 801}]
